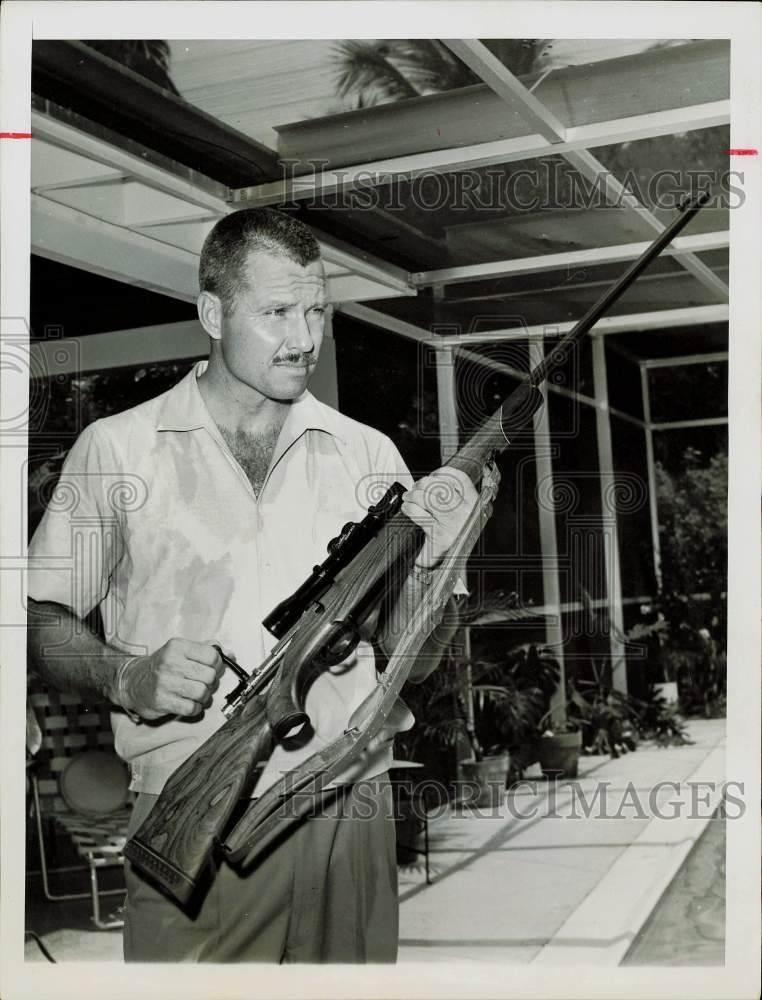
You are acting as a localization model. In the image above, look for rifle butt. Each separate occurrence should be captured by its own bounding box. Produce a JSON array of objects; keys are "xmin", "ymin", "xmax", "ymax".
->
[{"xmin": 123, "ymin": 694, "xmax": 272, "ymax": 906}]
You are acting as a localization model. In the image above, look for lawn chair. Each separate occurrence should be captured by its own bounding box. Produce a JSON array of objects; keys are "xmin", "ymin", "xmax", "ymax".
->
[{"xmin": 27, "ymin": 683, "xmax": 132, "ymax": 930}]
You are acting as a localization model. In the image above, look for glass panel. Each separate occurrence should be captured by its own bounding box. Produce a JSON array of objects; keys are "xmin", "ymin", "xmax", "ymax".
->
[
  {"xmin": 610, "ymin": 322, "xmax": 728, "ymax": 362},
  {"xmin": 653, "ymin": 424, "xmax": 728, "ymax": 473},
  {"xmin": 31, "ymin": 256, "xmax": 198, "ymax": 341},
  {"xmin": 169, "ymin": 39, "xmax": 481, "ymax": 151},
  {"xmin": 610, "ymin": 419, "xmax": 653, "ymax": 597},
  {"xmin": 457, "ymin": 332, "xmax": 594, "ymax": 401},
  {"xmin": 451, "ymin": 360, "xmax": 545, "ymax": 608},
  {"xmin": 332, "ymin": 311, "xmax": 441, "ymax": 477},
  {"xmin": 605, "ymin": 343, "xmax": 644, "ymax": 421},
  {"xmin": 366, "ymin": 265, "xmax": 722, "ymax": 339},
  {"xmin": 593, "ymin": 125, "xmax": 731, "ymax": 234},
  {"xmin": 305, "ymin": 161, "xmax": 662, "ymax": 270},
  {"xmin": 649, "ymin": 361, "xmax": 728, "ymax": 423},
  {"xmin": 546, "ymin": 396, "xmax": 604, "ymax": 606}
]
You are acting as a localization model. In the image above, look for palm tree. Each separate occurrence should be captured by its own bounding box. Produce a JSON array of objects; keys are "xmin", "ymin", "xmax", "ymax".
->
[
  {"xmin": 334, "ymin": 39, "xmax": 545, "ymax": 108},
  {"xmin": 83, "ymin": 40, "xmax": 180, "ymax": 95}
]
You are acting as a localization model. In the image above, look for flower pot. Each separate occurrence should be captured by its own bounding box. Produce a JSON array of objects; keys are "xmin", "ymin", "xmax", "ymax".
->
[
  {"xmin": 536, "ymin": 731, "xmax": 582, "ymax": 779},
  {"xmin": 654, "ymin": 682, "xmax": 679, "ymax": 706},
  {"xmin": 459, "ymin": 753, "xmax": 510, "ymax": 807}
]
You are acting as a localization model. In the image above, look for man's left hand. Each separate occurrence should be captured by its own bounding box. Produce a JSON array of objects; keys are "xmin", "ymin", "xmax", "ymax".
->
[{"xmin": 401, "ymin": 466, "xmax": 479, "ymax": 569}]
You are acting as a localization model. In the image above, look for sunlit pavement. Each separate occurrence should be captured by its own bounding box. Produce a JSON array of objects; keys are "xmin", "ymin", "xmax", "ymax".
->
[{"xmin": 397, "ymin": 718, "xmax": 726, "ymax": 965}]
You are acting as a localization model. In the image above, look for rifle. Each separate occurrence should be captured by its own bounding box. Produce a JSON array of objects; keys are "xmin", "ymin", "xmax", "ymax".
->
[{"xmin": 124, "ymin": 193, "xmax": 710, "ymax": 905}]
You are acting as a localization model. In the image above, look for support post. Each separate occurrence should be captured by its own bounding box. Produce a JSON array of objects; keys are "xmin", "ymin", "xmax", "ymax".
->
[
  {"xmin": 435, "ymin": 345, "xmax": 459, "ymax": 462},
  {"xmin": 433, "ymin": 345, "xmax": 475, "ymax": 748},
  {"xmin": 591, "ymin": 335, "xmax": 628, "ymax": 692},
  {"xmin": 640, "ymin": 363, "xmax": 663, "ymax": 592},
  {"xmin": 529, "ymin": 337, "xmax": 566, "ymax": 723}
]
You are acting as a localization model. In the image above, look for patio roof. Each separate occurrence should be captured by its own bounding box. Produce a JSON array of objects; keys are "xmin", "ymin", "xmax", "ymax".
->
[{"xmin": 30, "ymin": 37, "xmax": 729, "ymax": 365}]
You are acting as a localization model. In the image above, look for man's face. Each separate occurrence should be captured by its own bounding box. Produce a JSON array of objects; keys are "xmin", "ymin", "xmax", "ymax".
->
[{"xmin": 219, "ymin": 250, "xmax": 327, "ymax": 402}]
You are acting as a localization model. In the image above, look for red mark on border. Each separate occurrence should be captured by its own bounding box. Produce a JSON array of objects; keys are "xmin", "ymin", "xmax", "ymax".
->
[
  {"xmin": 725, "ymin": 148, "xmax": 758, "ymax": 155},
  {"xmin": 0, "ymin": 132, "xmax": 32, "ymax": 139}
]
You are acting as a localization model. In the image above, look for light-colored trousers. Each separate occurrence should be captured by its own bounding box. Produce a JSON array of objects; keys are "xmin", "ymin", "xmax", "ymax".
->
[{"xmin": 123, "ymin": 774, "xmax": 399, "ymax": 963}]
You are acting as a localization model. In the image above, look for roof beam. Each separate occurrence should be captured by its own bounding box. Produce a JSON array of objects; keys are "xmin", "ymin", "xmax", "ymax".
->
[
  {"xmin": 31, "ymin": 321, "xmax": 208, "ymax": 374},
  {"xmin": 650, "ymin": 417, "xmax": 728, "ymax": 431},
  {"xmin": 230, "ymin": 101, "xmax": 729, "ymax": 207},
  {"xmin": 439, "ymin": 52, "xmax": 728, "ymax": 303},
  {"xmin": 32, "ymin": 109, "xmax": 230, "ymax": 214},
  {"xmin": 337, "ymin": 302, "xmax": 432, "ymax": 343},
  {"xmin": 563, "ymin": 148, "xmax": 729, "ymax": 301},
  {"xmin": 276, "ymin": 41, "xmax": 728, "ymax": 169},
  {"xmin": 443, "ymin": 264, "xmax": 728, "ymax": 306},
  {"xmin": 32, "ymin": 111, "xmax": 415, "ymax": 301},
  {"xmin": 337, "ymin": 302, "xmax": 728, "ymax": 346},
  {"xmin": 442, "ymin": 40, "xmax": 567, "ymax": 143},
  {"xmin": 643, "ymin": 351, "xmax": 728, "ymax": 369},
  {"xmin": 32, "ymin": 192, "xmax": 200, "ymax": 301},
  {"xmin": 413, "ymin": 231, "xmax": 729, "ymax": 287}
]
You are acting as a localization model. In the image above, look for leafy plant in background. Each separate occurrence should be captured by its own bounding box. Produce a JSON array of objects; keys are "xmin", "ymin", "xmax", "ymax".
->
[
  {"xmin": 655, "ymin": 448, "xmax": 727, "ymax": 716},
  {"xmin": 566, "ymin": 663, "xmax": 639, "ymax": 758},
  {"xmin": 334, "ymin": 39, "xmax": 546, "ymax": 108},
  {"xmin": 398, "ymin": 614, "xmax": 560, "ymax": 778},
  {"xmin": 631, "ymin": 686, "xmax": 693, "ymax": 747},
  {"xmin": 566, "ymin": 590, "xmax": 691, "ymax": 754}
]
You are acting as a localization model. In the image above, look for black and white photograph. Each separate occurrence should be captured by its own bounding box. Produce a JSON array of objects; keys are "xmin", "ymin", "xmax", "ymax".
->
[{"xmin": 0, "ymin": 3, "xmax": 760, "ymax": 999}]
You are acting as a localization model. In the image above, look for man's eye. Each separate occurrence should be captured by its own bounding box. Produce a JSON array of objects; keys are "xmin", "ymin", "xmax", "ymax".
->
[
  {"xmin": 267, "ymin": 307, "xmax": 288, "ymax": 317},
  {"xmin": 311, "ymin": 306, "xmax": 326, "ymax": 316}
]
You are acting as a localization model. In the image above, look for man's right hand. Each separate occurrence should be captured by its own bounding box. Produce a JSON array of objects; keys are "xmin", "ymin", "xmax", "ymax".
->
[{"xmin": 115, "ymin": 638, "xmax": 225, "ymax": 720}]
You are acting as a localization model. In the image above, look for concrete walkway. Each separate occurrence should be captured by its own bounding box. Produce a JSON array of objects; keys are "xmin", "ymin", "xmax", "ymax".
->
[{"xmin": 398, "ymin": 719, "xmax": 726, "ymax": 965}]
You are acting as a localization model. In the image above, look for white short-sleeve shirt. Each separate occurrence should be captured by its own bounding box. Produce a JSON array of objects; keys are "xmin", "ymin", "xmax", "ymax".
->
[{"xmin": 27, "ymin": 361, "xmax": 418, "ymax": 795}]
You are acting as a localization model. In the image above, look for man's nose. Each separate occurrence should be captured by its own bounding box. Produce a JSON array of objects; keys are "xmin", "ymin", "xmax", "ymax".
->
[{"xmin": 286, "ymin": 313, "xmax": 316, "ymax": 354}]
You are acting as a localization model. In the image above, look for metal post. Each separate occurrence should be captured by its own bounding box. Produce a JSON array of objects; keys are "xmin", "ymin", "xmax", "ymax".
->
[
  {"xmin": 435, "ymin": 345, "xmax": 460, "ymax": 462},
  {"xmin": 434, "ymin": 344, "xmax": 475, "ymax": 747},
  {"xmin": 591, "ymin": 335, "xmax": 627, "ymax": 692},
  {"xmin": 529, "ymin": 336, "xmax": 566, "ymax": 723},
  {"xmin": 640, "ymin": 363, "xmax": 663, "ymax": 591}
]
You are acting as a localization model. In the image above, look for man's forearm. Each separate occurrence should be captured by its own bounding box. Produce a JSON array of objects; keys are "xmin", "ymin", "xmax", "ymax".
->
[{"xmin": 27, "ymin": 599, "xmax": 130, "ymax": 706}]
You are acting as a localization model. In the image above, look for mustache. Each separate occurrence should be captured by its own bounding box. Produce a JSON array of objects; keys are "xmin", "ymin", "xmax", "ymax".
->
[{"xmin": 274, "ymin": 350, "xmax": 317, "ymax": 365}]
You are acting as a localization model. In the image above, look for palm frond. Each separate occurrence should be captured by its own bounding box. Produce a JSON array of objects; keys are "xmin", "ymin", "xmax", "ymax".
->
[
  {"xmin": 385, "ymin": 39, "xmax": 479, "ymax": 93},
  {"xmin": 333, "ymin": 40, "xmax": 419, "ymax": 106},
  {"xmin": 84, "ymin": 40, "xmax": 179, "ymax": 95}
]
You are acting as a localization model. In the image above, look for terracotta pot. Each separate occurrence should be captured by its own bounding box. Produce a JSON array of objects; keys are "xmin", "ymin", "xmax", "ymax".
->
[
  {"xmin": 536, "ymin": 731, "xmax": 582, "ymax": 779},
  {"xmin": 459, "ymin": 753, "xmax": 510, "ymax": 807}
]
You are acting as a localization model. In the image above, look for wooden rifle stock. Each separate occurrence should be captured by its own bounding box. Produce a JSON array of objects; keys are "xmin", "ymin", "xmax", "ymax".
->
[{"xmin": 124, "ymin": 193, "xmax": 710, "ymax": 905}]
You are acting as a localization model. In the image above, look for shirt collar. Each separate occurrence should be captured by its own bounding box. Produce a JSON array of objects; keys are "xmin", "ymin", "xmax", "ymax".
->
[{"xmin": 156, "ymin": 359, "xmax": 346, "ymax": 444}]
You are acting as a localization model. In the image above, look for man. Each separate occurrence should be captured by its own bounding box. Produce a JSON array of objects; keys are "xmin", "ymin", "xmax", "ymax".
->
[{"xmin": 27, "ymin": 208, "xmax": 477, "ymax": 962}]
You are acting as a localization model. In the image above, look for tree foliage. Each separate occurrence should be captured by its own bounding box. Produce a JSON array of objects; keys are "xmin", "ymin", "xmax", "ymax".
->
[
  {"xmin": 83, "ymin": 40, "xmax": 180, "ymax": 94},
  {"xmin": 334, "ymin": 39, "xmax": 545, "ymax": 108},
  {"xmin": 656, "ymin": 447, "xmax": 728, "ymax": 600}
]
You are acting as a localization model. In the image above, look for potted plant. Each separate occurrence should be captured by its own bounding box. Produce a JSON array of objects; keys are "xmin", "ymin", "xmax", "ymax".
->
[
  {"xmin": 399, "ymin": 637, "xmax": 560, "ymax": 806},
  {"xmin": 534, "ymin": 718, "xmax": 583, "ymax": 779},
  {"xmin": 630, "ymin": 684, "xmax": 693, "ymax": 747}
]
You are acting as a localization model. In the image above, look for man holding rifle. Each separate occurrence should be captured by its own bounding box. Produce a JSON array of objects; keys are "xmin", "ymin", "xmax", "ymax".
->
[{"xmin": 27, "ymin": 208, "xmax": 477, "ymax": 962}]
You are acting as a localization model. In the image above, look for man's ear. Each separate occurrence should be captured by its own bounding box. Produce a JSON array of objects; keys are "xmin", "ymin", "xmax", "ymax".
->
[{"xmin": 197, "ymin": 290, "xmax": 224, "ymax": 341}]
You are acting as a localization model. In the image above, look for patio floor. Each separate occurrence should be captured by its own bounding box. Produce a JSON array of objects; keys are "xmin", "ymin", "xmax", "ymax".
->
[
  {"xmin": 397, "ymin": 718, "xmax": 726, "ymax": 965},
  {"xmin": 24, "ymin": 719, "xmax": 725, "ymax": 966}
]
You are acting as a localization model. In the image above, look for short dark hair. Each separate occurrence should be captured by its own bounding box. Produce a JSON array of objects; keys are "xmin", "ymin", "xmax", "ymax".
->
[{"xmin": 199, "ymin": 208, "xmax": 321, "ymax": 314}]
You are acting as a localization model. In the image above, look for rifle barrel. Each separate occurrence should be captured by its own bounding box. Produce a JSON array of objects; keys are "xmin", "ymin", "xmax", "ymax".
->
[{"xmin": 530, "ymin": 192, "xmax": 712, "ymax": 385}]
